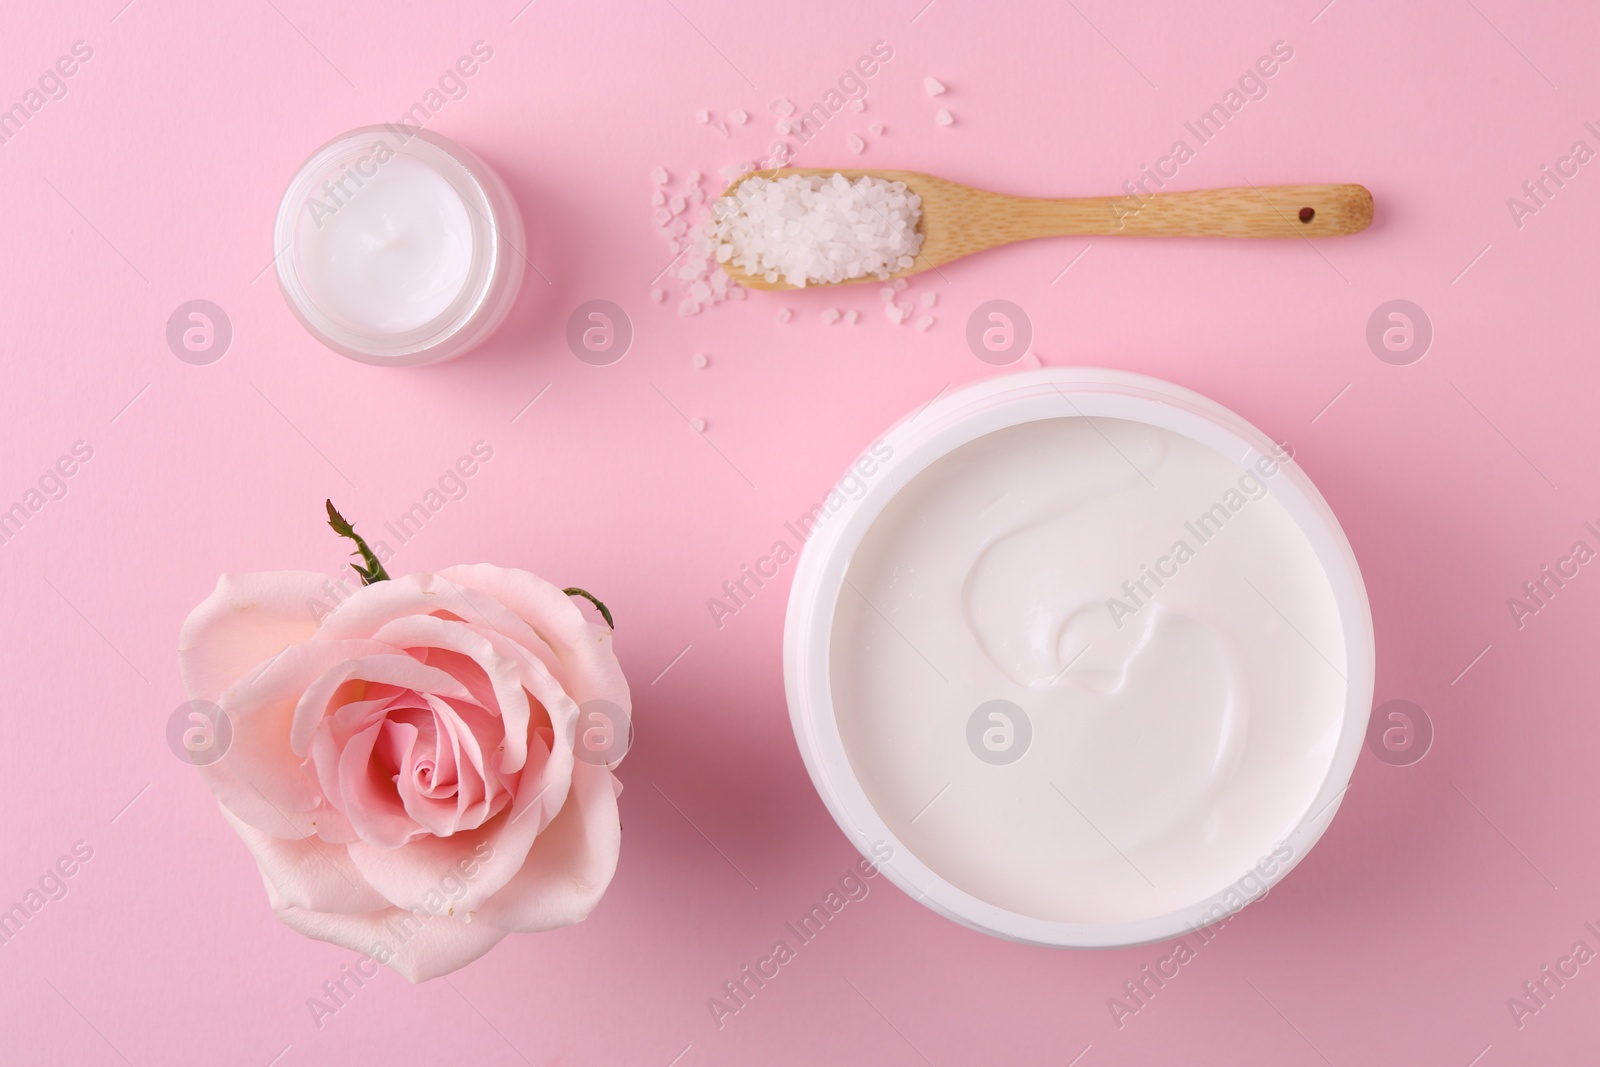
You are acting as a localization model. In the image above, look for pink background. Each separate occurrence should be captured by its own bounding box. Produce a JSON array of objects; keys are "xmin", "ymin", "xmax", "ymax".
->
[{"xmin": 3, "ymin": 0, "xmax": 1598, "ymax": 1063}]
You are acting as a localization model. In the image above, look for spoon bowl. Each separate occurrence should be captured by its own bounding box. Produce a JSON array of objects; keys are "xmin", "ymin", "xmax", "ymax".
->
[{"xmin": 718, "ymin": 168, "xmax": 1373, "ymax": 291}]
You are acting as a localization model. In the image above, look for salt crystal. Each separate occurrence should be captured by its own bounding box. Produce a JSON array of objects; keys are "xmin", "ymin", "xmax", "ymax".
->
[
  {"xmin": 935, "ymin": 109, "xmax": 954, "ymax": 126},
  {"xmin": 691, "ymin": 280, "xmax": 711, "ymax": 302},
  {"xmin": 915, "ymin": 315, "xmax": 934, "ymax": 331},
  {"xmin": 777, "ymin": 307, "xmax": 792, "ymax": 323},
  {"xmin": 669, "ymin": 195, "xmax": 686, "ymax": 215},
  {"xmin": 770, "ymin": 96, "xmax": 796, "ymax": 116},
  {"xmin": 652, "ymin": 167, "xmax": 669, "ymax": 184},
  {"xmin": 847, "ymin": 133, "xmax": 865, "ymax": 154},
  {"xmin": 869, "ymin": 123, "xmax": 885, "ymax": 136},
  {"xmin": 652, "ymin": 208, "xmax": 671, "ymax": 226},
  {"xmin": 885, "ymin": 304, "xmax": 906, "ymax": 324},
  {"xmin": 921, "ymin": 291, "xmax": 937, "ymax": 307},
  {"xmin": 844, "ymin": 309, "xmax": 858, "ymax": 324},
  {"xmin": 693, "ymin": 353, "xmax": 709, "ymax": 369},
  {"xmin": 706, "ymin": 173, "xmax": 926, "ymax": 288},
  {"xmin": 776, "ymin": 120, "xmax": 791, "ymax": 135},
  {"xmin": 822, "ymin": 308, "xmax": 840, "ymax": 324},
  {"xmin": 651, "ymin": 288, "xmax": 666, "ymax": 303},
  {"xmin": 925, "ymin": 76, "xmax": 946, "ymax": 96},
  {"xmin": 850, "ymin": 98, "xmax": 865, "ymax": 112},
  {"xmin": 697, "ymin": 110, "xmax": 711, "ymax": 123},
  {"xmin": 651, "ymin": 189, "xmax": 665, "ymax": 205},
  {"xmin": 687, "ymin": 171, "xmax": 701, "ymax": 185},
  {"xmin": 720, "ymin": 161, "xmax": 754, "ymax": 182},
  {"xmin": 880, "ymin": 287, "xmax": 895, "ymax": 301},
  {"xmin": 730, "ymin": 109, "xmax": 749, "ymax": 124},
  {"xmin": 690, "ymin": 417, "xmax": 706, "ymax": 433},
  {"xmin": 893, "ymin": 278, "xmax": 908, "ymax": 291},
  {"xmin": 679, "ymin": 299, "xmax": 701, "ymax": 316}
]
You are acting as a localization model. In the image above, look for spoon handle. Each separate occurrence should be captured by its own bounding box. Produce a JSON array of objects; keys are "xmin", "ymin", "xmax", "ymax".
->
[{"xmin": 1018, "ymin": 184, "xmax": 1373, "ymax": 238}]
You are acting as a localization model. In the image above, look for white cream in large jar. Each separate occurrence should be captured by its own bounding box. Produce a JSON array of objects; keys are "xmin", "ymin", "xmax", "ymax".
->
[{"xmin": 828, "ymin": 414, "xmax": 1348, "ymax": 926}]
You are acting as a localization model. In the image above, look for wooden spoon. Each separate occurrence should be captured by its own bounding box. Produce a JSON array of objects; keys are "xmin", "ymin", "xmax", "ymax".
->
[{"xmin": 717, "ymin": 168, "xmax": 1373, "ymax": 290}]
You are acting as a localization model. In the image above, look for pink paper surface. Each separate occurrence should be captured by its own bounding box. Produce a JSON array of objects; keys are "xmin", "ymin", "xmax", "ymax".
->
[{"xmin": 3, "ymin": 0, "xmax": 1598, "ymax": 1063}]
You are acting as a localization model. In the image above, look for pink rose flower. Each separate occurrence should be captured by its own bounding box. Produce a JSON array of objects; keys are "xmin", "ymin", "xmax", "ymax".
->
[{"xmin": 178, "ymin": 564, "xmax": 629, "ymax": 981}]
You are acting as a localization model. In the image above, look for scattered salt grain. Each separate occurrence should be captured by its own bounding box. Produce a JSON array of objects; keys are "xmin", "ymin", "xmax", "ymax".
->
[
  {"xmin": 844, "ymin": 309, "xmax": 859, "ymax": 324},
  {"xmin": 651, "ymin": 189, "xmax": 665, "ymax": 205},
  {"xmin": 869, "ymin": 122, "xmax": 885, "ymax": 136},
  {"xmin": 679, "ymin": 299, "xmax": 701, "ymax": 316},
  {"xmin": 925, "ymin": 76, "xmax": 946, "ymax": 96},
  {"xmin": 885, "ymin": 303, "xmax": 906, "ymax": 324},
  {"xmin": 690, "ymin": 417, "xmax": 706, "ymax": 433},
  {"xmin": 652, "ymin": 208, "xmax": 671, "ymax": 226},
  {"xmin": 822, "ymin": 308, "xmax": 841, "ymax": 324},
  {"xmin": 669, "ymin": 195, "xmax": 686, "ymax": 215},
  {"xmin": 652, "ymin": 167, "xmax": 669, "ymax": 184},
  {"xmin": 935, "ymin": 109, "xmax": 954, "ymax": 126},
  {"xmin": 915, "ymin": 315, "xmax": 934, "ymax": 331},
  {"xmin": 730, "ymin": 109, "xmax": 749, "ymax": 124},
  {"xmin": 693, "ymin": 353, "xmax": 709, "ymax": 369},
  {"xmin": 770, "ymin": 97, "xmax": 796, "ymax": 116},
  {"xmin": 697, "ymin": 110, "xmax": 711, "ymax": 123},
  {"xmin": 706, "ymin": 172, "xmax": 925, "ymax": 288},
  {"xmin": 880, "ymin": 287, "xmax": 896, "ymax": 301},
  {"xmin": 893, "ymin": 278, "xmax": 908, "ymax": 291},
  {"xmin": 651, "ymin": 288, "xmax": 666, "ymax": 303},
  {"xmin": 850, "ymin": 98, "xmax": 865, "ymax": 112},
  {"xmin": 921, "ymin": 292, "xmax": 937, "ymax": 307},
  {"xmin": 847, "ymin": 133, "xmax": 865, "ymax": 154},
  {"xmin": 687, "ymin": 170, "xmax": 701, "ymax": 185},
  {"xmin": 777, "ymin": 307, "xmax": 793, "ymax": 323},
  {"xmin": 776, "ymin": 119, "xmax": 791, "ymax": 135}
]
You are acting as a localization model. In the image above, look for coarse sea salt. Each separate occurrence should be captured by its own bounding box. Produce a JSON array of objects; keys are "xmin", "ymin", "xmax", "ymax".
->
[
  {"xmin": 935, "ymin": 109, "xmax": 954, "ymax": 126},
  {"xmin": 707, "ymin": 173, "xmax": 924, "ymax": 288},
  {"xmin": 925, "ymin": 76, "xmax": 946, "ymax": 96}
]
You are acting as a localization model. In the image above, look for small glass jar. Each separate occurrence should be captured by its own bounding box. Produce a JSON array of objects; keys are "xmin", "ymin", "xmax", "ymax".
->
[{"xmin": 274, "ymin": 125, "xmax": 525, "ymax": 366}]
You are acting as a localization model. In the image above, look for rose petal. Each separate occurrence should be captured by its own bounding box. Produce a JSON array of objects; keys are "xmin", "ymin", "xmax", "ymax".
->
[
  {"xmin": 276, "ymin": 905, "xmax": 507, "ymax": 984},
  {"xmin": 437, "ymin": 564, "xmax": 631, "ymax": 711},
  {"xmin": 370, "ymin": 614, "xmax": 534, "ymax": 775},
  {"xmin": 346, "ymin": 718, "xmax": 574, "ymax": 914},
  {"xmin": 203, "ymin": 638, "xmax": 392, "ymax": 841},
  {"xmin": 290, "ymin": 653, "xmax": 475, "ymax": 757},
  {"xmin": 334, "ymin": 720, "xmax": 422, "ymax": 847},
  {"xmin": 474, "ymin": 761, "xmax": 622, "ymax": 932},
  {"xmin": 219, "ymin": 805, "xmax": 388, "ymax": 914},
  {"xmin": 178, "ymin": 571, "xmax": 331, "ymax": 704}
]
